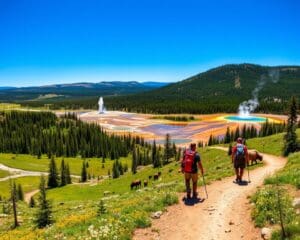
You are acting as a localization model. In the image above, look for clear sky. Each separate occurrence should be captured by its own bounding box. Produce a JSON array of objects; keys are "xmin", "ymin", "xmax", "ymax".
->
[{"xmin": 0, "ymin": 0, "xmax": 299, "ymax": 87}]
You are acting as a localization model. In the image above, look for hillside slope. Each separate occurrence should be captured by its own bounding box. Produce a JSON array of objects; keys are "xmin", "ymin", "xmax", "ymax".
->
[{"xmin": 106, "ymin": 64, "xmax": 300, "ymax": 114}]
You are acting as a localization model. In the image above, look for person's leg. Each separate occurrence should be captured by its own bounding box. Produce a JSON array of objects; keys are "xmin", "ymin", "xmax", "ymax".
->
[
  {"xmin": 235, "ymin": 168, "xmax": 239, "ymax": 182},
  {"xmin": 240, "ymin": 168, "xmax": 244, "ymax": 181},
  {"xmin": 185, "ymin": 173, "xmax": 191, "ymax": 198},
  {"xmin": 191, "ymin": 173, "xmax": 198, "ymax": 198}
]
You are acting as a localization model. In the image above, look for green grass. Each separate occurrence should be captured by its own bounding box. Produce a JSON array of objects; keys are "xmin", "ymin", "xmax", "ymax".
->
[
  {"xmin": 1, "ymin": 148, "xmax": 250, "ymax": 239},
  {"xmin": 251, "ymin": 185, "xmax": 296, "ymax": 228},
  {"xmin": 47, "ymin": 148, "xmax": 233, "ymax": 201},
  {"xmin": 265, "ymin": 152, "xmax": 300, "ymax": 189},
  {"xmin": 246, "ymin": 129, "xmax": 300, "ymax": 156},
  {"xmin": 250, "ymin": 131, "xmax": 300, "ymax": 240},
  {"xmin": 0, "ymin": 176, "xmax": 41, "ymax": 199},
  {"xmin": 0, "ymin": 153, "xmax": 131, "ymax": 177},
  {"xmin": 0, "ymin": 169, "xmax": 10, "ymax": 178}
]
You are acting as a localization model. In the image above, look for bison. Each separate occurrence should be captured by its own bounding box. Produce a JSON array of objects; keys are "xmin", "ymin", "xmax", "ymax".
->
[
  {"xmin": 248, "ymin": 151, "xmax": 263, "ymax": 165},
  {"xmin": 130, "ymin": 180, "xmax": 141, "ymax": 190}
]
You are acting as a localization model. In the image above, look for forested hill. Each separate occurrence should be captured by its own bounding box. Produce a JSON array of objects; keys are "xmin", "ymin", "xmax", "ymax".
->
[
  {"xmin": 0, "ymin": 81, "xmax": 169, "ymax": 103},
  {"xmin": 105, "ymin": 64, "xmax": 300, "ymax": 114}
]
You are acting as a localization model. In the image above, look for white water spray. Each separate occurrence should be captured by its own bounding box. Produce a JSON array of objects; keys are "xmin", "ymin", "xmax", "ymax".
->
[{"xmin": 98, "ymin": 97, "xmax": 105, "ymax": 114}]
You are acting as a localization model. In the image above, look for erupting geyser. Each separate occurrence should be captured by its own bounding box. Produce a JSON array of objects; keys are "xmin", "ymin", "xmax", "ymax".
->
[{"xmin": 98, "ymin": 97, "xmax": 105, "ymax": 114}]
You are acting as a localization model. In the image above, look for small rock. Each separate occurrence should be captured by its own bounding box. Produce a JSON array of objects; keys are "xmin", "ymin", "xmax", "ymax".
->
[
  {"xmin": 261, "ymin": 227, "xmax": 272, "ymax": 240},
  {"xmin": 229, "ymin": 220, "xmax": 234, "ymax": 225},
  {"xmin": 292, "ymin": 198, "xmax": 300, "ymax": 208},
  {"xmin": 151, "ymin": 211, "xmax": 163, "ymax": 219},
  {"xmin": 225, "ymin": 229, "xmax": 231, "ymax": 233}
]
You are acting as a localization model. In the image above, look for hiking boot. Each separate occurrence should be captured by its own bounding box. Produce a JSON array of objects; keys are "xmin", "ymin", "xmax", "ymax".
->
[
  {"xmin": 192, "ymin": 192, "xmax": 198, "ymax": 199},
  {"xmin": 187, "ymin": 193, "xmax": 191, "ymax": 199}
]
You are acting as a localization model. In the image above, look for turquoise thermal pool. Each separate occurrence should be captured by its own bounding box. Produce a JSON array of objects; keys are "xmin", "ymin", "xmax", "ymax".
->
[{"xmin": 224, "ymin": 115, "xmax": 267, "ymax": 122}]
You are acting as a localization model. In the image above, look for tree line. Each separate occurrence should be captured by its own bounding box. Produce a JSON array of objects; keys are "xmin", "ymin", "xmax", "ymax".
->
[{"xmin": 0, "ymin": 111, "xmax": 143, "ymax": 159}]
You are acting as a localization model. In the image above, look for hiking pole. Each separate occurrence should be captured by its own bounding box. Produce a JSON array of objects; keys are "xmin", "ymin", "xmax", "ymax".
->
[
  {"xmin": 201, "ymin": 172, "xmax": 208, "ymax": 199},
  {"xmin": 247, "ymin": 162, "xmax": 251, "ymax": 183}
]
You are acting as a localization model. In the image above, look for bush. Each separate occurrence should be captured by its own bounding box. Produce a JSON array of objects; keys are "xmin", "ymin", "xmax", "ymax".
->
[
  {"xmin": 162, "ymin": 192, "xmax": 178, "ymax": 206},
  {"xmin": 251, "ymin": 185, "xmax": 295, "ymax": 228}
]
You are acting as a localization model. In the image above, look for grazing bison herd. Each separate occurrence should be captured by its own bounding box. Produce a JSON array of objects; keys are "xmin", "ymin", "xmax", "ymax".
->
[{"xmin": 130, "ymin": 172, "xmax": 161, "ymax": 190}]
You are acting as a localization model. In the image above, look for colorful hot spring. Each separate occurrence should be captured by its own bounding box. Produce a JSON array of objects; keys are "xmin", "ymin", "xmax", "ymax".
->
[{"xmin": 224, "ymin": 115, "xmax": 267, "ymax": 122}]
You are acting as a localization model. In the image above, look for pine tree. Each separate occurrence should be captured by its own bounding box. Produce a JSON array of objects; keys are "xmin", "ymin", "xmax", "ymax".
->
[
  {"xmin": 10, "ymin": 181, "xmax": 19, "ymax": 228},
  {"xmin": 34, "ymin": 175, "xmax": 52, "ymax": 228},
  {"xmin": 163, "ymin": 134, "xmax": 173, "ymax": 165},
  {"xmin": 283, "ymin": 96, "xmax": 299, "ymax": 156},
  {"xmin": 228, "ymin": 144, "xmax": 232, "ymax": 156},
  {"xmin": 65, "ymin": 163, "xmax": 72, "ymax": 184},
  {"xmin": 60, "ymin": 159, "xmax": 67, "ymax": 187},
  {"xmin": 234, "ymin": 126, "xmax": 240, "ymax": 141},
  {"xmin": 81, "ymin": 161, "xmax": 87, "ymax": 182},
  {"xmin": 152, "ymin": 140, "xmax": 160, "ymax": 168},
  {"xmin": 112, "ymin": 160, "xmax": 120, "ymax": 178},
  {"xmin": 208, "ymin": 135, "xmax": 213, "ymax": 146},
  {"xmin": 224, "ymin": 127, "xmax": 231, "ymax": 143},
  {"xmin": 172, "ymin": 142, "xmax": 177, "ymax": 158},
  {"xmin": 131, "ymin": 147, "xmax": 137, "ymax": 174},
  {"xmin": 17, "ymin": 184, "xmax": 24, "ymax": 201},
  {"xmin": 97, "ymin": 200, "xmax": 107, "ymax": 216},
  {"xmin": 29, "ymin": 196, "xmax": 35, "ymax": 208},
  {"xmin": 48, "ymin": 156, "xmax": 59, "ymax": 188}
]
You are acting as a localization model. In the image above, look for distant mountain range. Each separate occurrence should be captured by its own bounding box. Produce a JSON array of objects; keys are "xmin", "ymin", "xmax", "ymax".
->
[
  {"xmin": 1, "ymin": 64, "xmax": 299, "ymax": 114},
  {"xmin": 105, "ymin": 64, "xmax": 300, "ymax": 114},
  {"xmin": 0, "ymin": 81, "xmax": 170, "ymax": 102}
]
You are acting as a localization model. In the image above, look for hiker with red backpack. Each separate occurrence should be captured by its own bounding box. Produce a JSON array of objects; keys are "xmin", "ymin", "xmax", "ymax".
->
[
  {"xmin": 231, "ymin": 137, "xmax": 249, "ymax": 183},
  {"xmin": 181, "ymin": 143, "xmax": 204, "ymax": 199}
]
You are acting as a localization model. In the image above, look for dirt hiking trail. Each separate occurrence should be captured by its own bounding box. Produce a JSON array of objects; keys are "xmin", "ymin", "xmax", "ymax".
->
[{"xmin": 134, "ymin": 149, "xmax": 286, "ymax": 240}]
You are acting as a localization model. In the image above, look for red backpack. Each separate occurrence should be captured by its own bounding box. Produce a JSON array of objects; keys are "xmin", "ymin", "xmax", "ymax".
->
[{"xmin": 183, "ymin": 149, "xmax": 196, "ymax": 173}]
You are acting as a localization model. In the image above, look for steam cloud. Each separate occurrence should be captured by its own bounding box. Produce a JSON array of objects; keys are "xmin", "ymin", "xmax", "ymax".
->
[{"xmin": 238, "ymin": 69, "xmax": 280, "ymax": 117}]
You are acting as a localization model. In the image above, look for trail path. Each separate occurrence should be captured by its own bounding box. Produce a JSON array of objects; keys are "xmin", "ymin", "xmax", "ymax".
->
[
  {"xmin": 134, "ymin": 148, "xmax": 286, "ymax": 240},
  {"xmin": 0, "ymin": 163, "xmax": 45, "ymax": 182},
  {"xmin": 24, "ymin": 189, "xmax": 40, "ymax": 203},
  {"xmin": 0, "ymin": 163, "xmax": 80, "ymax": 182}
]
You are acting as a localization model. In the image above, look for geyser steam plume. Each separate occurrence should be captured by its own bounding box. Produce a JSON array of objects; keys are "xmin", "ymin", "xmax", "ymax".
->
[
  {"xmin": 238, "ymin": 69, "xmax": 280, "ymax": 117},
  {"xmin": 98, "ymin": 97, "xmax": 105, "ymax": 114}
]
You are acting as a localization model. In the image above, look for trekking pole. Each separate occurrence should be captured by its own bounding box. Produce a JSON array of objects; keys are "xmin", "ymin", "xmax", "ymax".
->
[
  {"xmin": 201, "ymin": 172, "xmax": 208, "ymax": 199},
  {"xmin": 247, "ymin": 162, "xmax": 251, "ymax": 183}
]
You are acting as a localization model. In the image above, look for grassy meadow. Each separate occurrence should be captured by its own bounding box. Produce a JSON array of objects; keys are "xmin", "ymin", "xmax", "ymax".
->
[
  {"xmin": 0, "ymin": 153, "xmax": 131, "ymax": 177},
  {"xmin": 0, "ymin": 169, "xmax": 10, "ymax": 178},
  {"xmin": 246, "ymin": 129, "xmax": 300, "ymax": 156},
  {"xmin": 1, "ymin": 128, "xmax": 297, "ymax": 240},
  {"xmin": 0, "ymin": 176, "xmax": 41, "ymax": 199},
  {"xmin": 0, "ymin": 147, "xmax": 243, "ymax": 239}
]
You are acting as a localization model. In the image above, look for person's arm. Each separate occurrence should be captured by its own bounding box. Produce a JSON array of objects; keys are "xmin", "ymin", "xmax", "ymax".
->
[
  {"xmin": 231, "ymin": 147, "xmax": 236, "ymax": 163},
  {"xmin": 196, "ymin": 154, "xmax": 204, "ymax": 175}
]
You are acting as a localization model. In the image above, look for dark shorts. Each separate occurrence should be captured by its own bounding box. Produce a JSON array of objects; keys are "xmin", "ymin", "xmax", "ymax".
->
[{"xmin": 234, "ymin": 160, "xmax": 246, "ymax": 169}]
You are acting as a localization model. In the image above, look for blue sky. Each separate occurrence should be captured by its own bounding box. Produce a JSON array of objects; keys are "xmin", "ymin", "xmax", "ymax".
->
[{"xmin": 0, "ymin": 0, "xmax": 299, "ymax": 87}]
